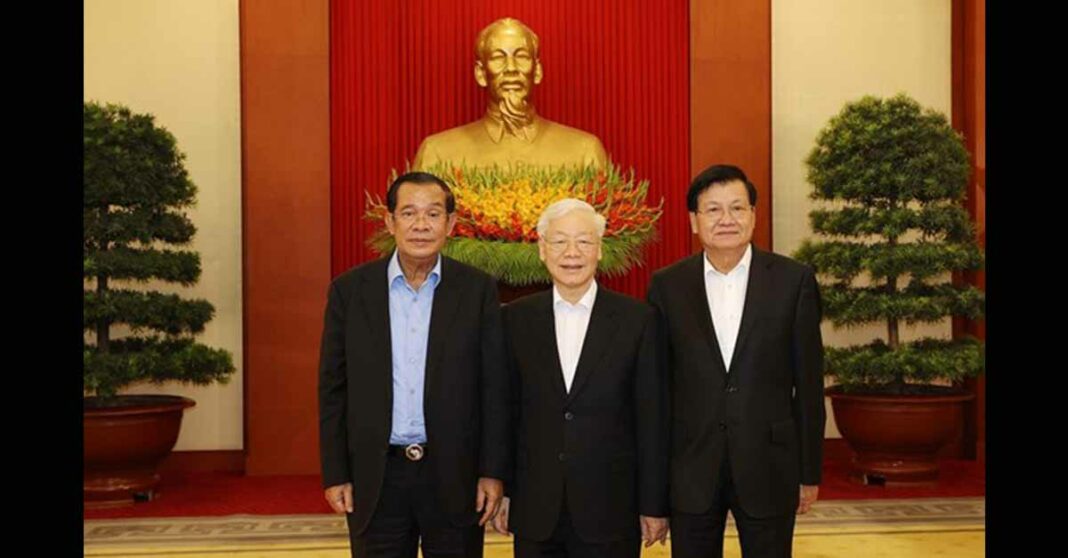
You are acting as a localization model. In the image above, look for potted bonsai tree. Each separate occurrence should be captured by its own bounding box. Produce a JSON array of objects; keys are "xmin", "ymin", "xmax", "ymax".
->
[
  {"xmin": 84, "ymin": 102, "xmax": 235, "ymax": 507},
  {"xmin": 794, "ymin": 94, "xmax": 985, "ymax": 485}
]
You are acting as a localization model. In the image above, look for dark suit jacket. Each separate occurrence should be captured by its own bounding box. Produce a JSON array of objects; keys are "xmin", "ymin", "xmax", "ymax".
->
[
  {"xmin": 503, "ymin": 286, "xmax": 668, "ymax": 543},
  {"xmin": 646, "ymin": 246, "xmax": 825, "ymax": 518},
  {"xmin": 318, "ymin": 255, "xmax": 510, "ymax": 535}
]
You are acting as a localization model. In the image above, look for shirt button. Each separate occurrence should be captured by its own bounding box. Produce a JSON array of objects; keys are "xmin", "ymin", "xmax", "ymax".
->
[
  {"xmin": 719, "ymin": 422, "xmax": 727, "ymax": 431},
  {"xmin": 409, "ymin": 358, "xmax": 416, "ymax": 364},
  {"xmin": 409, "ymin": 389, "xmax": 415, "ymax": 395},
  {"xmin": 558, "ymin": 452, "xmax": 567, "ymax": 462},
  {"xmin": 410, "ymin": 327, "xmax": 417, "ymax": 333},
  {"xmin": 564, "ymin": 412, "xmax": 574, "ymax": 421}
]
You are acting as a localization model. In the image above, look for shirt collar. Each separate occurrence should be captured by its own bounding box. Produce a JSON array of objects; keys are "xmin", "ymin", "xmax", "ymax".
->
[
  {"xmin": 553, "ymin": 280, "xmax": 598, "ymax": 310},
  {"xmin": 703, "ymin": 243, "xmax": 753, "ymax": 278},
  {"xmin": 388, "ymin": 250, "xmax": 442, "ymax": 289},
  {"xmin": 483, "ymin": 106, "xmax": 540, "ymax": 144}
]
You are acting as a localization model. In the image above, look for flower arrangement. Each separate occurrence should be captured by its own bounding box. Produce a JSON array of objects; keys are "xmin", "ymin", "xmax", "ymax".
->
[{"xmin": 366, "ymin": 161, "xmax": 662, "ymax": 285}]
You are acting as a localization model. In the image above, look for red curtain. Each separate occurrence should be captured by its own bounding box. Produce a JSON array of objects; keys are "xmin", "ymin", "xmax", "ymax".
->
[{"xmin": 331, "ymin": 0, "xmax": 691, "ymax": 298}]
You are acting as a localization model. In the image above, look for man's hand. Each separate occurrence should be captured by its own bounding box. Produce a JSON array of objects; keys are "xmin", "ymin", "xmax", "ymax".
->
[
  {"xmin": 490, "ymin": 496, "xmax": 511, "ymax": 535},
  {"xmin": 325, "ymin": 483, "xmax": 354, "ymax": 514},
  {"xmin": 640, "ymin": 516, "xmax": 669, "ymax": 547},
  {"xmin": 475, "ymin": 477, "xmax": 504, "ymax": 526},
  {"xmin": 797, "ymin": 484, "xmax": 819, "ymax": 514}
]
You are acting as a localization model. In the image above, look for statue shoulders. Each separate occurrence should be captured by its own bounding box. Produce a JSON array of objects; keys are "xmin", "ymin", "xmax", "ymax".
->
[
  {"xmin": 413, "ymin": 116, "xmax": 607, "ymax": 170},
  {"xmin": 537, "ymin": 118, "xmax": 607, "ymax": 166},
  {"xmin": 413, "ymin": 122, "xmax": 488, "ymax": 170},
  {"xmin": 419, "ymin": 121, "xmax": 486, "ymax": 148},
  {"xmin": 538, "ymin": 118, "xmax": 603, "ymax": 147}
]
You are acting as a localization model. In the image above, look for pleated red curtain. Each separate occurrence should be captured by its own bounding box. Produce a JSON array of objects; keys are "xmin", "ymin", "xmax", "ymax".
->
[{"xmin": 331, "ymin": 0, "xmax": 691, "ymax": 298}]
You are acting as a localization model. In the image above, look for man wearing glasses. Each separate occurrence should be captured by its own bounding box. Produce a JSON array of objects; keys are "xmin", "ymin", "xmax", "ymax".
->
[
  {"xmin": 646, "ymin": 164, "xmax": 826, "ymax": 558},
  {"xmin": 493, "ymin": 199, "xmax": 669, "ymax": 558},
  {"xmin": 318, "ymin": 172, "xmax": 510, "ymax": 558}
]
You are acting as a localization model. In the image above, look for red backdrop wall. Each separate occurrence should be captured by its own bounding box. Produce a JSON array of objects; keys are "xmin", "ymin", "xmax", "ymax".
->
[
  {"xmin": 241, "ymin": 0, "xmax": 773, "ymax": 476},
  {"xmin": 331, "ymin": 0, "xmax": 691, "ymax": 296}
]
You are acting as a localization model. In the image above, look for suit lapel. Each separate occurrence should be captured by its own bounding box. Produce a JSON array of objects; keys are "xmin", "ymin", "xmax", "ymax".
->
[
  {"xmin": 684, "ymin": 254, "xmax": 729, "ymax": 374},
  {"xmin": 727, "ymin": 246, "xmax": 771, "ymax": 375},
  {"xmin": 565, "ymin": 288, "xmax": 619, "ymax": 404},
  {"xmin": 424, "ymin": 257, "xmax": 464, "ymax": 406},
  {"xmin": 359, "ymin": 258, "xmax": 392, "ymax": 377},
  {"xmin": 537, "ymin": 292, "xmax": 569, "ymax": 401}
]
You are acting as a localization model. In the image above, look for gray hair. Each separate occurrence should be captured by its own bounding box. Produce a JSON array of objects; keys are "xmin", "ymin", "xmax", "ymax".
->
[{"xmin": 536, "ymin": 198, "xmax": 606, "ymax": 238}]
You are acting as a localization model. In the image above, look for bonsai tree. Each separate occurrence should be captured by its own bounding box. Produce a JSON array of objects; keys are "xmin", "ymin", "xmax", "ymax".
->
[
  {"xmin": 84, "ymin": 102, "xmax": 234, "ymax": 402},
  {"xmin": 794, "ymin": 94, "xmax": 984, "ymax": 394}
]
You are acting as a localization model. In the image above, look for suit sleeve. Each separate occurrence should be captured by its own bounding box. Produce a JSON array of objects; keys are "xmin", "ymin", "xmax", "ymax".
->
[
  {"xmin": 501, "ymin": 303, "xmax": 520, "ymax": 497},
  {"xmin": 635, "ymin": 306, "xmax": 670, "ymax": 517},
  {"xmin": 645, "ymin": 275, "xmax": 672, "ymax": 377},
  {"xmin": 792, "ymin": 269, "xmax": 826, "ymax": 485},
  {"xmin": 478, "ymin": 276, "xmax": 511, "ymax": 481},
  {"xmin": 318, "ymin": 280, "xmax": 351, "ymax": 489}
]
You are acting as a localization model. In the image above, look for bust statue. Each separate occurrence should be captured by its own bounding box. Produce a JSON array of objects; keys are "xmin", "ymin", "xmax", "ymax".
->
[{"xmin": 412, "ymin": 17, "xmax": 607, "ymax": 171}]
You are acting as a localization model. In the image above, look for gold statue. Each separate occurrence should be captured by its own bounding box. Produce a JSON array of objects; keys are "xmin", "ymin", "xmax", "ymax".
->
[{"xmin": 412, "ymin": 18, "xmax": 607, "ymax": 170}]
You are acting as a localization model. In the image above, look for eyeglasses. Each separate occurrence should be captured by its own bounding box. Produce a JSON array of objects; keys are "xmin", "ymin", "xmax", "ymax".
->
[
  {"xmin": 542, "ymin": 237, "xmax": 599, "ymax": 254},
  {"xmin": 696, "ymin": 205, "xmax": 752, "ymax": 222},
  {"xmin": 394, "ymin": 209, "xmax": 447, "ymax": 224}
]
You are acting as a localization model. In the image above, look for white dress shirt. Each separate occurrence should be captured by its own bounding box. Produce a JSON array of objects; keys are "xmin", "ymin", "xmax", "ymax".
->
[
  {"xmin": 553, "ymin": 281, "xmax": 598, "ymax": 392},
  {"xmin": 703, "ymin": 245, "xmax": 752, "ymax": 371}
]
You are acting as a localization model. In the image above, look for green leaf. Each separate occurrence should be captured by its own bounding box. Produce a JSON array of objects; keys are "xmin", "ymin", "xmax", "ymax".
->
[
  {"xmin": 84, "ymin": 206, "xmax": 197, "ymax": 246},
  {"xmin": 84, "ymin": 102, "xmax": 197, "ymax": 209},
  {"xmin": 809, "ymin": 203, "xmax": 975, "ymax": 242},
  {"xmin": 84, "ymin": 246, "xmax": 201, "ymax": 285},
  {"xmin": 83, "ymin": 101, "xmax": 234, "ymax": 397},
  {"xmin": 826, "ymin": 338, "xmax": 984, "ymax": 390},
  {"xmin": 805, "ymin": 95, "xmax": 970, "ymax": 204},
  {"xmin": 821, "ymin": 283, "xmax": 985, "ymax": 326},
  {"xmin": 84, "ymin": 289, "xmax": 216, "ymax": 334},
  {"xmin": 796, "ymin": 240, "xmax": 983, "ymax": 282},
  {"xmin": 84, "ymin": 337, "xmax": 235, "ymax": 399},
  {"xmin": 793, "ymin": 93, "xmax": 985, "ymax": 388}
]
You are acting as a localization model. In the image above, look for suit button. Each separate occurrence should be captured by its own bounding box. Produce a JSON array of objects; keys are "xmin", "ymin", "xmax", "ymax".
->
[
  {"xmin": 718, "ymin": 422, "xmax": 727, "ymax": 431},
  {"xmin": 726, "ymin": 385, "xmax": 738, "ymax": 393},
  {"xmin": 564, "ymin": 412, "xmax": 574, "ymax": 421},
  {"xmin": 558, "ymin": 452, "xmax": 567, "ymax": 462}
]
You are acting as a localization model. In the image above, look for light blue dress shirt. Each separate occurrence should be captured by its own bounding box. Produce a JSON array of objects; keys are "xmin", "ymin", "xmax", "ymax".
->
[{"xmin": 387, "ymin": 250, "xmax": 441, "ymax": 445}]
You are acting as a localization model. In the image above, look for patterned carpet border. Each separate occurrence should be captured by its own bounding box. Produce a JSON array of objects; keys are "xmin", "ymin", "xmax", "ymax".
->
[{"xmin": 84, "ymin": 497, "xmax": 984, "ymax": 551}]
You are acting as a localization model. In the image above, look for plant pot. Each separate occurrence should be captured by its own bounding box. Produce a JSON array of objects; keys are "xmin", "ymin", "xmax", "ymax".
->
[
  {"xmin": 84, "ymin": 394, "xmax": 195, "ymax": 508},
  {"xmin": 827, "ymin": 386, "xmax": 974, "ymax": 486}
]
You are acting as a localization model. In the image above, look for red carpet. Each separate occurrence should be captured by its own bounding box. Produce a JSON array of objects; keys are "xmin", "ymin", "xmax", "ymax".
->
[
  {"xmin": 84, "ymin": 473, "xmax": 334, "ymax": 519},
  {"xmin": 84, "ymin": 456, "xmax": 984, "ymax": 520}
]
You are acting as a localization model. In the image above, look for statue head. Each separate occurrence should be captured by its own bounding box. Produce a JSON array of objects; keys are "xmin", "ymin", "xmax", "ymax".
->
[{"xmin": 474, "ymin": 18, "xmax": 543, "ymax": 114}]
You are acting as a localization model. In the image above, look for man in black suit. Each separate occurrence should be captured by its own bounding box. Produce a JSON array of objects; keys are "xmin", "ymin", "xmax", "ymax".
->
[
  {"xmin": 318, "ymin": 172, "xmax": 510, "ymax": 558},
  {"xmin": 647, "ymin": 164, "xmax": 825, "ymax": 558},
  {"xmin": 492, "ymin": 198, "xmax": 669, "ymax": 558}
]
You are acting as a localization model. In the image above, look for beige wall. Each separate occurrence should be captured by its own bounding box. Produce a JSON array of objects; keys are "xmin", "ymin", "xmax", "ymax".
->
[
  {"xmin": 84, "ymin": 0, "xmax": 243, "ymax": 450},
  {"xmin": 771, "ymin": 0, "xmax": 953, "ymax": 437}
]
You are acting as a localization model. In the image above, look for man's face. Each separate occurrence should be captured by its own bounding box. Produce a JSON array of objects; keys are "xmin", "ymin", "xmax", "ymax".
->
[
  {"xmin": 476, "ymin": 25, "xmax": 541, "ymax": 110},
  {"xmin": 689, "ymin": 179, "xmax": 756, "ymax": 254},
  {"xmin": 539, "ymin": 211, "xmax": 602, "ymax": 292},
  {"xmin": 385, "ymin": 182, "xmax": 456, "ymax": 262}
]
